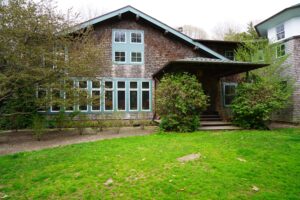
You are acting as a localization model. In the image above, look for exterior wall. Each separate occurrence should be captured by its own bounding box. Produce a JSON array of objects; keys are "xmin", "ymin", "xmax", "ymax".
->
[
  {"xmin": 272, "ymin": 37, "xmax": 300, "ymax": 123},
  {"xmin": 267, "ymin": 17, "xmax": 300, "ymax": 42},
  {"xmin": 93, "ymin": 17, "xmax": 206, "ymax": 79},
  {"xmin": 71, "ymin": 16, "xmax": 207, "ymax": 120}
]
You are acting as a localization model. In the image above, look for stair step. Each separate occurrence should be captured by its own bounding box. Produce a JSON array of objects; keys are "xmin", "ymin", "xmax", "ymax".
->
[
  {"xmin": 200, "ymin": 114, "xmax": 220, "ymax": 118},
  {"xmin": 200, "ymin": 118, "xmax": 222, "ymax": 121},
  {"xmin": 198, "ymin": 125, "xmax": 242, "ymax": 130},
  {"xmin": 201, "ymin": 121, "xmax": 232, "ymax": 126}
]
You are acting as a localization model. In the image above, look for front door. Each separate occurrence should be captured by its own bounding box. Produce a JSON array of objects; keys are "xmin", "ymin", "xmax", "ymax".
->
[{"xmin": 200, "ymin": 77, "xmax": 218, "ymax": 113}]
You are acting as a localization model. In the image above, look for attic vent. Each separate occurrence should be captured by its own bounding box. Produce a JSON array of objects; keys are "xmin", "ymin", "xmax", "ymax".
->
[{"xmin": 178, "ymin": 27, "xmax": 183, "ymax": 32}]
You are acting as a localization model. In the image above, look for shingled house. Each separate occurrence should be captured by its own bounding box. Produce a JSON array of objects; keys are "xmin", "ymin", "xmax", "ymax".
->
[
  {"xmin": 47, "ymin": 6, "xmax": 267, "ymax": 123},
  {"xmin": 255, "ymin": 3, "xmax": 300, "ymax": 123}
]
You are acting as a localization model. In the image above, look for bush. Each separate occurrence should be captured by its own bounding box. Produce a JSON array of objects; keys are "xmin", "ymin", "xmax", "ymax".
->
[
  {"xmin": 156, "ymin": 73, "xmax": 209, "ymax": 132},
  {"xmin": 231, "ymin": 78, "xmax": 292, "ymax": 129},
  {"xmin": 32, "ymin": 115, "xmax": 47, "ymax": 141},
  {"xmin": 0, "ymin": 86, "xmax": 37, "ymax": 130}
]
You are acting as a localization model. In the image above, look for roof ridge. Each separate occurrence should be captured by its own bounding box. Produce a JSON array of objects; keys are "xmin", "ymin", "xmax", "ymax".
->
[{"xmin": 73, "ymin": 5, "xmax": 227, "ymax": 60}]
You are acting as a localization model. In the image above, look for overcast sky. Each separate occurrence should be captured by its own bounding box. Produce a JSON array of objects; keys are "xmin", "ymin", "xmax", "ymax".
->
[{"xmin": 55, "ymin": 0, "xmax": 299, "ymax": 38}]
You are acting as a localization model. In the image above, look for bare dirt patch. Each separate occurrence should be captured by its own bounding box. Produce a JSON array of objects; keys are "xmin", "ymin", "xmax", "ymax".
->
[{"xmin": 0, "ymin": 126, "xmax": 157, "ymax": 156}]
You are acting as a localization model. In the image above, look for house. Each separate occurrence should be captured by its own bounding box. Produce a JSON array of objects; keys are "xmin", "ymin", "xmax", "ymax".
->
[
  {"xmin": 46, "ymin": 6, "xmax": 266, "ymax": 121},
  {"xmin": 255, "ymin": 3, "xmax": 300, "ymax": 123}
]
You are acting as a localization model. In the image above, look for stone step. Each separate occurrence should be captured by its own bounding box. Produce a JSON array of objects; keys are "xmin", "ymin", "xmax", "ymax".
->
[
  {"xmin": 198, "ymin": 125, "xmax": 242, "ymax": 131},
  {"xmin": 200, "ymin": 115, "xmax": 220, "ymax": 118},
  {"xmin": 200, "ymin": 118, "xmax": 222, "ymax": 121},
  {"xmin": 201, "ymin": 121, "xmax": 232, "ymax": 126}
]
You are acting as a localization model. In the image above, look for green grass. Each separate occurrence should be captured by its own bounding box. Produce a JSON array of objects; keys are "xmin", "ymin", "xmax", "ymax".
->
[{"xmin": 1, "ymin": 129, "xmax": 300, "ymax": 199}]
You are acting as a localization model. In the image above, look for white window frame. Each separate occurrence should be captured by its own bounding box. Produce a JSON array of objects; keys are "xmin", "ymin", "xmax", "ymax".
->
[
  {"xmin": 141, "ymin": 81, "xmax": 151, "ymax": 111},
  {"xmin": 77, "ymin": 80, "xmax": 88, "ymax": 112},
  {"xmin": 129, "ymin": 81, "xmax": 139, "ymax": 111},
  {"xmin": 114, "ymin": 31, "xmax": 126, "ymax": 43},
  {"xmin": 116, "ymin": 81, "xmax": 126, "ymax": 111},
  {"xmin": 130, "ymin": 51, "xmax": 143, "ymax": 63},
  {"xmin": 130, "ymin": 31, "xmax": 143, "ymax": 44},
  {"xmin": 91, "ymin": 80, "xmax": 101, "ymax": 112},
  {"xmin": 104, "ymin": 81, "xmax": 114, "ymax": 112},
  {"xmin": 114, "ymin": 51, "xmax": 126, "ymax": 63},
  {"xmin": 223, "ymin": 82, "xmax": 237, "ymax": 107},
  {"xmin": 276, "ymin": 24, "xmax": 285, "ymax": 40}
]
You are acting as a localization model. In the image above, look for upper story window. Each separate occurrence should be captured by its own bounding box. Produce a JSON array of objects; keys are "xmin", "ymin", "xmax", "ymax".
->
[
  {"xmin": 114, "ymin": 31, "xmax": 126, "ymax": 43},
  {"xmin": 112, "ymin": 29, "xmax": 144, "ymax": 65},
  {"xmin": 276, "ymin": 43, "xmax": 285, "ymax": 58},
  {"xmin": 276, "ymin": 24, "xmax": 285, "ymax": 40},
  {"xmin": 131, "ymin": 32, "xmax": 142, "ymax": 43},
  {"xmin": 224, "ymin": 50, "xmax": 234, "ymax": 60}
]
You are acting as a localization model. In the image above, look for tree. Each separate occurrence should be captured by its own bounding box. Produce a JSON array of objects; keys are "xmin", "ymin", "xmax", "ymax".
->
[
  {"xmin": 231, "ymin": 24, "xmax": 294, "ymax": 129},
  {"xmin": 212, "ymin": 21, "xmax": 241, "ymax": 40},
  {"xmin": 0, "ymin": 0, "xmax": 102, "ymax": 129},
  {"xmin": 180, "ymin": 25, "xmax": 208, "ymax": 39},
  {"xmin": 224, "ymin": 22, "xmax": 258, "ymax": 41},
  {"xmin": 156, "ymin": 73, "xmax": 209, "ymax": 132}
]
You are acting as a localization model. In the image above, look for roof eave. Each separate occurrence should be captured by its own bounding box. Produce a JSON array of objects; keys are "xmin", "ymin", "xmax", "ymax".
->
[{"xmin": 73, "ymin": 5, "xmax": 227, "ymax": 60}]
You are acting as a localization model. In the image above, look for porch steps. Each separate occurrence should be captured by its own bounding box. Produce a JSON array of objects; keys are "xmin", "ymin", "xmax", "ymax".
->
[
  {"xmin": 199, "ymin": 113, "xmax": 242, "ymax": 131},
  {"xmin": 154, "ymin": 112, "xmax": 242, "ymax": 131},
  {"xmin": 199, "ymin": 125, "xmax": 242, "ymax": 130}
]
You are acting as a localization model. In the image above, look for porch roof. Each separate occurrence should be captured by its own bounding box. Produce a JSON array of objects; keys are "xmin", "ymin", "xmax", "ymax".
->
[{"xmin": 152, "ymin": 57, "xmax": 268, "ymax": 78}]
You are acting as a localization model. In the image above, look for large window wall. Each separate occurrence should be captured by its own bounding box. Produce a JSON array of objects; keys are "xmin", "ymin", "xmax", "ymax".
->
[{"xmin": 39, "ymin": 78, "xmax": 152, "ymax": 113}]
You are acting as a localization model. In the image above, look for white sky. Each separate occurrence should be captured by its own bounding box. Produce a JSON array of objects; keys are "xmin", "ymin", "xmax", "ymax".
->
[{"xmin": 55, "ymin": 0, "xmax": 300, "ymax": 38}]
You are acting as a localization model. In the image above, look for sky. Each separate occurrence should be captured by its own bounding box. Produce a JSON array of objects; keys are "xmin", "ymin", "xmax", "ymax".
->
[{"xmin": 55, "ymin": 0, "xmax": 300, "ymax": 38}]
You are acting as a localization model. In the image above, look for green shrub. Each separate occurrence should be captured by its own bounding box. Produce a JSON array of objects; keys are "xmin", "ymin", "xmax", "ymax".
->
[
  {"xmin": 32, "ymin": 115, "xmax": 47, "ymax": 141},
  {"xmin": 0, "ymin": 86, "xmax": 37, "ymax": 130},
  {"xmin": 231, "ymin": 78, "xmax": 292, "ymax": 129},
  {"xmin": 156, "ymin": 73, "xmax": 209, "ymax": 132}
]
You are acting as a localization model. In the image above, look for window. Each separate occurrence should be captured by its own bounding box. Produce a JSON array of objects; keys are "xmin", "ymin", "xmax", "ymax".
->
[
  {"xmin": 78, "ymin": 81, "xmax": 88, "ymax": 111},
  {"xmin": 223, "ymin": 83, "xmax": 237, "ymax": 106},
  {"xmin": 112, "ymin": 29, "xmax": 144, "ymax": 64},
  {"xmin": 114, "ymin": 31, "xmax": 126, "ymax": 43},
  {"xmin": 91, "ymin": 81, "xmax": 101, "ymax": 111},
  {"xmin": 129, "ymin": 82, "xmax": 138, "ymax": 111},
  {"xmin": 117, "ymin": 81, "xmax": 126, "ymax": 111},
  {"xmin": 276, "ymin": 24, "xmax": 285, "ymax": 40},
  {"xmin": 131, "ymin": 52, "xmax": 142, "ymax": 63},
  {"xmin": 141, "ymin": 82, "xmax": 150, "ymax": 110},
  {"xmin": 114, "ymin": 51, "xmax": 126, "ymax": 63},
  {"xmin": 276, "ymin": 44, "xmax": 285, "ymax": 58},
  {"xmin": 225, "ymin": 50, "xmax": 234, "ymax": 60},
  {"xmin": 131, "ymin": 32, "xmax": 142, "ymax": 43},
  {"xmin": 48, "ymin": 78, "xmax": 152, "ymax": 113},
  {"xmin": 105, "ymin": 81, "xmax": 114, "ymax": 111}
]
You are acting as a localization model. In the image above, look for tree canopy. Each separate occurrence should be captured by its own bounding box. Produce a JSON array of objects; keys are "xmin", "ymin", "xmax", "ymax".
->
[{"xmin": 0, "ymin": 0, "xmax": 102, "ymax": 129}]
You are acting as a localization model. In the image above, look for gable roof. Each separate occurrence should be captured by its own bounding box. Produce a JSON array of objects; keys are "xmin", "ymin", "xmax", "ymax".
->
[
  {"xmin": 255, "ymin": 3, "xmax": 300, "ymax": 36},
  {"xmin": 75, "ymin": 5, "xmax": 227, "ymax": 60}
]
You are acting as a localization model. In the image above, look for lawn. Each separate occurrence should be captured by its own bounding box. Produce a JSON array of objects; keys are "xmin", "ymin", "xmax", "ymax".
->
[{"xmin": 0, "ymin": 129, "xmax": 300, "ymax": 199}]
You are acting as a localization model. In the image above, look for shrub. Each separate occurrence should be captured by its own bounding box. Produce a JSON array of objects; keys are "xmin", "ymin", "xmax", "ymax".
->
[
  {"xmin": 231, "ymin": 78, "xmax": 293, "ymax": 129},
  {"xmin": 32, "ymin": 115, "xmax": 47, "ymax": 141},
  {"xmin": 156, "ymin": 73, "xmax": 209, "ymax": 132}
]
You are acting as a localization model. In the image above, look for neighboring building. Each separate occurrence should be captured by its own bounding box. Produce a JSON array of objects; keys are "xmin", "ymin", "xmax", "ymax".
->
[
  {"xmin": 44, "ymin": 6, "xmax": 266, "ymax": 121},
  {"xmin": 256, "ymin": 3, "xmax": 300, "ymax": 123}
]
